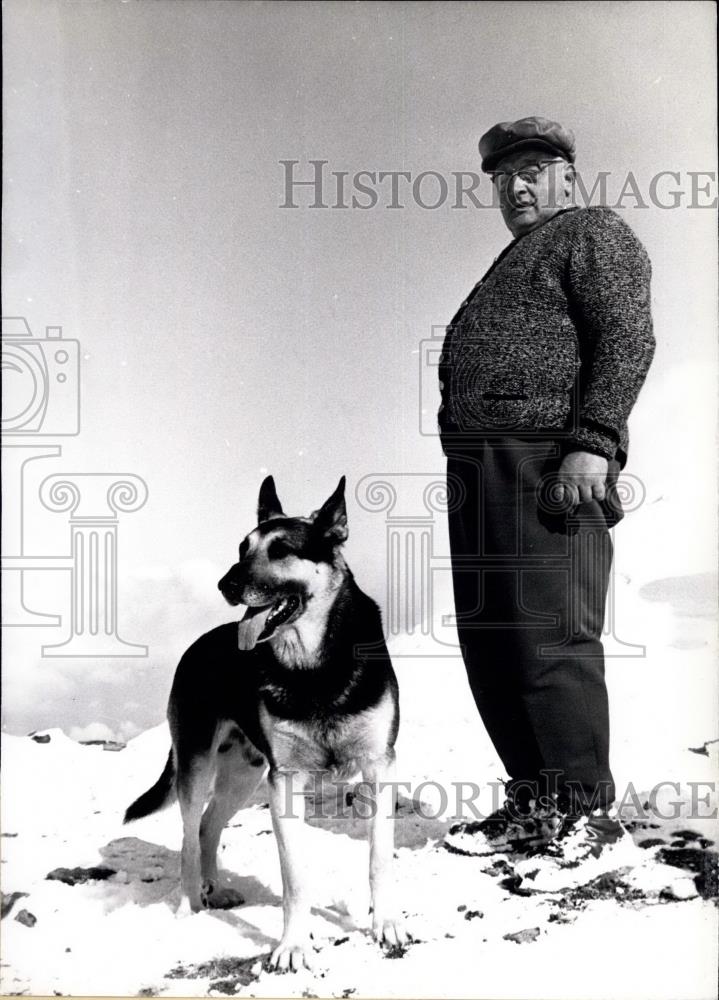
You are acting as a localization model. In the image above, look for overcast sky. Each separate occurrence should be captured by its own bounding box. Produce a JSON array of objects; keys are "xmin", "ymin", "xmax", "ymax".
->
[{"xmin": 2, "ymin": 0, "xmax": 717, "ymax": 739}]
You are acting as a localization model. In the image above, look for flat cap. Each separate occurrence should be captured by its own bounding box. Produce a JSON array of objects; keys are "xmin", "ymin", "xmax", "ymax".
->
[{"xmin": 479, "ymin": 116, "xmax": 576, "ymax": 173}]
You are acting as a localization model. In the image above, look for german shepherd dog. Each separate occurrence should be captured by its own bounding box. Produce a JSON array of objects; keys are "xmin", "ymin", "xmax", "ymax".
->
[{"xmin": 124, "ymin": 476, "xmax": 406, "ymax": 971}]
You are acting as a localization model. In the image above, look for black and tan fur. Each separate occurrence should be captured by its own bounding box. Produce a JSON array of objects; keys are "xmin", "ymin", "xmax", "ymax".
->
[{"xmin": 124, "ymin": 476, "xmax": 405, "ymax": 971}]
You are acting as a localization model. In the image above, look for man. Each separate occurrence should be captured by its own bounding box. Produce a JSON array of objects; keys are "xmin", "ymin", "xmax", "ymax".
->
[{"xmin": 438, "ymin": 117, "xmax": 655, "ymax": 886}]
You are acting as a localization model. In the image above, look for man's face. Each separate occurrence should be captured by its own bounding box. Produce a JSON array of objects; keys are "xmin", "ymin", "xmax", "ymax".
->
[{"xmin": 490, "ymin": 149, "xmax": 575, "ymax": 238}]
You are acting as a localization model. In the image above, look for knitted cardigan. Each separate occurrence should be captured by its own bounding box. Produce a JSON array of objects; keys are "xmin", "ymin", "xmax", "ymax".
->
[{"xmin": 438, "ymin": 206, "xmax": 655, "ymax": 467}]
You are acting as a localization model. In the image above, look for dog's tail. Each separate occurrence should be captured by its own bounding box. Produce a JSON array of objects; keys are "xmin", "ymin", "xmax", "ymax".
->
[{"xmin": 124, "ymin": 750, "xmax": 176, "ymax": 823}]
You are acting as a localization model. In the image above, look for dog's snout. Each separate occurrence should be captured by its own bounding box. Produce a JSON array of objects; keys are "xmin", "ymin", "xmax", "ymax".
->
[{"xmin": 218, "ymin": 563, "xmax": 245, "ymax": 599}]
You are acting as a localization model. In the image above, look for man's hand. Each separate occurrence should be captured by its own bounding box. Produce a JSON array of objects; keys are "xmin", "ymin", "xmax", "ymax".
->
[{"xmin": 556, "ymin": 450, "xmax": 609, "ymax": 508}]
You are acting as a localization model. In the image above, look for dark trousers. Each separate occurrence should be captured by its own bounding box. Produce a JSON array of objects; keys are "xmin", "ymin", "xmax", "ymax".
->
[{"xmin": 446, "ymin": 438, "xmax": 623, "ymax": 814}]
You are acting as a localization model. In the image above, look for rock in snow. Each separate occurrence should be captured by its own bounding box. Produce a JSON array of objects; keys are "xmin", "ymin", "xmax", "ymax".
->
[
  {"xmin": 504, "ymin": 927, "xmax": 541, "ymax": 944},
  {"xmin": 46, "ymin": 866, "xmax": 117, "ymax": 885},
  {"xmin": 1, "ymin": 891, "xmax": 29, "ymax": 919},
  {"xmin": 665, "ymin": 879, "xmax": 699, "ymax": 901}
]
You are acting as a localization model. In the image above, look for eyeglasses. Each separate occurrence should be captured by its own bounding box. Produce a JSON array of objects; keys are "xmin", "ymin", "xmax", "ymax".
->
[{"xmin": 489, "ymin": 158, "xmax": 564, "ymax": 190}]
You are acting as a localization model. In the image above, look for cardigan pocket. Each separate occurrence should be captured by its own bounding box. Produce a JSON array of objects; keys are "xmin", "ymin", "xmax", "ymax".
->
[{"xmin": 447, "ymin": 327, "xmax": 579, "ymax": 433}]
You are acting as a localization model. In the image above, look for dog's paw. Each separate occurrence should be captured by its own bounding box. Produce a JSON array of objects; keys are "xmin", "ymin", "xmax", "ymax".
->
[
  {"xmin": 268, "ymin": 936, "xmax": 314, "ymax": 973},
  {"xmin": 203, "ymin": 884, "xmax": 245, "ymax": 910},
  {"xmin": 372, "ymin": 914, "xmax": 409, "ymax": 951}
]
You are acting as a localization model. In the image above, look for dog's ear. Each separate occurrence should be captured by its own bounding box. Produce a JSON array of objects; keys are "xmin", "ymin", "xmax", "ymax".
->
[
  {"xmin": 311, "ymin": 476, "xmax": 348, "ymax": 544},
  {"xmin": 257, "ymin": 476, "xmax": 284, "ymax": 522}
]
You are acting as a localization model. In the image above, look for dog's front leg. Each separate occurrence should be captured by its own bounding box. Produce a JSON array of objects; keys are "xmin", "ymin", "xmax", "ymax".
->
[
  {"xmin": 363, "ymin": 755, "xmax": 408, "ymax": 948},
  {"xmin": 268, "ymin": 768, "xmax": 313, "ymax": 972}
]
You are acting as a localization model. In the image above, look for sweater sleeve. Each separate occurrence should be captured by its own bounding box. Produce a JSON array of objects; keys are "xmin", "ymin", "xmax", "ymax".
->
[{"xmin": 565, "ymin": 208, "xmax": 655, "ymax": 461}]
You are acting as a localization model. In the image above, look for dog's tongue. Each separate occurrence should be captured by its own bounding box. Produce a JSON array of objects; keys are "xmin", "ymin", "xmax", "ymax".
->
[{"xmin": 237, "ymin": 603, "xmax": 274, "ymax": 651}]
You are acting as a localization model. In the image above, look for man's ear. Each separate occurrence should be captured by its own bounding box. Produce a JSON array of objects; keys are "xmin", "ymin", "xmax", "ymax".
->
[
  {"xmin": 562, "ymin": 161, "xmax": 576, "ymax": 195},
  {"xmin": 311, "ymin": 476, "xmax": 348, "ymax": 544},
  {"xmin": 257, "ymin": 475, "xmax": 284, "ymax": 522}
]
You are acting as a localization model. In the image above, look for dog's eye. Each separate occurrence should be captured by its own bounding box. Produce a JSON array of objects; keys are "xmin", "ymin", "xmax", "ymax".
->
[
  {"xmin": 239, "ymin": 539, "xmax": 249, "ymax": 561},
  {"xmin": 268, "ymin": 539, "xmax": 294, "ymax": 559}
]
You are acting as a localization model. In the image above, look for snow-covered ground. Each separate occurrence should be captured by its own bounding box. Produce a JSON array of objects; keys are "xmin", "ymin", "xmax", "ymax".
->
[{"xmin": 1, "ymin": 637, "xmax": 718, "ymax": 999}]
